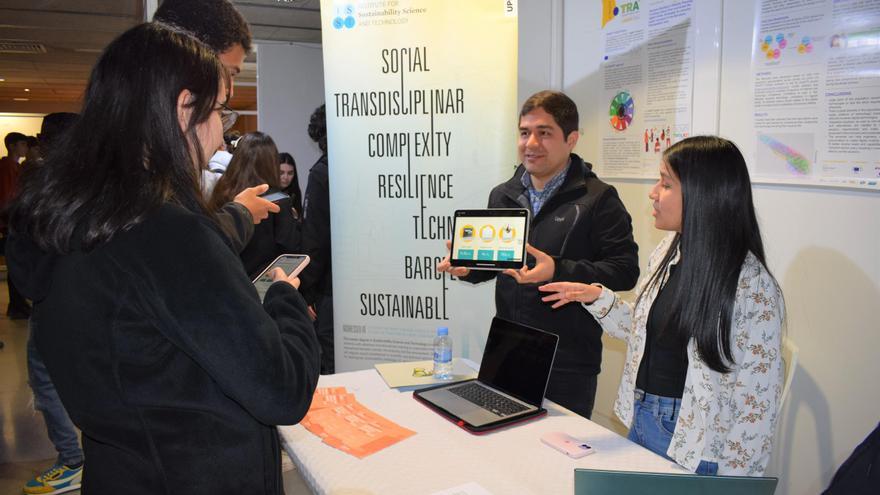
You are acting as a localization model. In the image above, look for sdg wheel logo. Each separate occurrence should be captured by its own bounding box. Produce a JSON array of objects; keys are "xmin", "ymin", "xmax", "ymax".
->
[{"xmin": 609, "ymin": 91, "xmax": 634, "ymax": 131}]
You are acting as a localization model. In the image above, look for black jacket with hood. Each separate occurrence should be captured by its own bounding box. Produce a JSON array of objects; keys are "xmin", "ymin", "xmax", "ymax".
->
[
  {"xmin": 299, "ymin": 154, "xmax": 331, "ymax": 305},
  {"xmin": 8, "ymin": 203, "xmax": 320, "ymax": 494},
  {"xmin": 462, "ymin": 154, "xmax": 639, "ymax": 378}
]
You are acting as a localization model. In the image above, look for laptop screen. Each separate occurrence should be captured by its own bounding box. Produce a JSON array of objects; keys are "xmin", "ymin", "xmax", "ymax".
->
[{"xmin": 478, "ymin": 318, "xmax": 558, "ymax": 405}]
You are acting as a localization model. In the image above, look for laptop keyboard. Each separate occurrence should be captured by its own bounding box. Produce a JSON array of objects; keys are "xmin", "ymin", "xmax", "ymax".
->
[{"xmin": 449, "ymin": 382, "xmax": 529, "ymax": 417}]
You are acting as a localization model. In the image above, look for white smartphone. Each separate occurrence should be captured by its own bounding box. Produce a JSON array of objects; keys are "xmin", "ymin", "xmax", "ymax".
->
[
  {"xmin": 259, "ymin": 191, "xmax": 290, "ymax": 203},
  {"xmin": 540, "ymin": 432, "xmax": 595, "ymax": 458},
  {"xmin": 252, "ymin": 254, "xmax": 310, "ymax": 301}
]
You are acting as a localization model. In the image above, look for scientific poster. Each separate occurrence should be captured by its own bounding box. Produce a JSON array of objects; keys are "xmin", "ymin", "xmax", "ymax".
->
[
  {"xmin": 599, "ymin": 0, "xmax": 696, "ymax": 178},
  {"xmin": 320, "ymin": 0, "xmax": 518, "ymax": 371},
  {"xmin": 751, "ymin": 0, "xmax": 880, "ymax": 189}
]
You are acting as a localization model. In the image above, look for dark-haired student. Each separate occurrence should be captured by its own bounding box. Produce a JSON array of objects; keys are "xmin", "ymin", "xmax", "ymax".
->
[
  {"xmin": 210, "ymin": 132, "xmax": 301, "ymax": 279},
  {"xmin": 278, "ymin": 152, "xmax": 303, "ymax": 218},
  {"xmin": 539, "ymin": 136, "xmax": 785, "ymax": 476},
  {"xmin": 154, "ymin": 0, "xmax": 279, "ymax": 253},
  {"xmin": 0, "ymin": 132, "xmax": 32, "ymax": 319},
  {"xmin": 6, "ymin": 23, "xmax": 319, "ymax": 494},
  {"xmin": 299, "ymin": 104, "xmax": 335, "ymax": 374}
]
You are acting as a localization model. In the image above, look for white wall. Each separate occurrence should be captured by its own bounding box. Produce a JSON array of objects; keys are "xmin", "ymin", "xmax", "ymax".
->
[
  {"xmin": 517, "ymin": 0, "xmax": 563, "ymax": 102},
  {"xmin": 517, "ymin": 1, "xmax": 880, "ymax": 494},
  {"xmin": 257, "ymin": 43, "xmax": 326, "ymax": 195}
]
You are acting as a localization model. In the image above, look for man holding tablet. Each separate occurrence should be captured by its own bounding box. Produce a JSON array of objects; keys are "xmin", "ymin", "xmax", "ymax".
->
[{"xmin": 438, "ymin": 90, "xmax": 639, "ymax": 419}]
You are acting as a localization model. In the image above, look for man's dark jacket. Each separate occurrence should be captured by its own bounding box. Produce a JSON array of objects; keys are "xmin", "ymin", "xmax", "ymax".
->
[
  {"xmin": 7, "ymin": 204, "xmax": 320, "ymax": 494},
  {"xmin": 462, "ymin": 154, "xmax": 639, "ymax": 378},
  {"xmin": 299, "ymin": 154, "xmax": 332, "ymax": 305}
]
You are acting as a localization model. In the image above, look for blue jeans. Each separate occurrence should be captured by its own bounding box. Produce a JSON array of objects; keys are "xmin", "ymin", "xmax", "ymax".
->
[
  {"xmin": 627, "ymin": 389, "xmax": 718, "ymax": 476},
  {"xmin": 27, "ymin": 322, "xmax": 84, "ymax": 466}
]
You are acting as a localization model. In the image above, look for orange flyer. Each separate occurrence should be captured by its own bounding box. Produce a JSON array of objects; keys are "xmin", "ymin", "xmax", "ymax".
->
[{"xmin": 302, "ymin": 387, "xmax": 416, "ymax": 458}]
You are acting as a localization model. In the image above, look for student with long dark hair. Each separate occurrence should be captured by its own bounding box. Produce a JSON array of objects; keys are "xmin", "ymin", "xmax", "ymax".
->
[
  {"xmin": 278, "ymin": 152, "xmax": 303, "ymax": 217},
  {"xmin": 210, "ymin": 132, "xmax": 301, "ymax": 278},
  {"xmin": 539, "ymin": 136, "xmax": 784, "ymax": 476},
  {"xmin": 6, "ymin": 23, "xmax": 319, "ymax": 494}
]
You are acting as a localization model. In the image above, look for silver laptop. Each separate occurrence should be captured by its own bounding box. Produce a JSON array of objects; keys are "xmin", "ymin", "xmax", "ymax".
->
[{"xmin": 413, "ymin": 317, "xmax": 558, "ymax": 433}]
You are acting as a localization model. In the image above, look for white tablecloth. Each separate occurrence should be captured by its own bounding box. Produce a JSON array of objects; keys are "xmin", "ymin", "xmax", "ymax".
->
[{"xmin": 279, "ymin": 368, "xmax": 687, "ymax": 495}]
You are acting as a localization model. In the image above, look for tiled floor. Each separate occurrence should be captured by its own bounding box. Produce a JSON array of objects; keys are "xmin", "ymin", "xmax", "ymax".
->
[{"xmin": 0, "ymin": 273, "xmax": 313, "ymax": 494}]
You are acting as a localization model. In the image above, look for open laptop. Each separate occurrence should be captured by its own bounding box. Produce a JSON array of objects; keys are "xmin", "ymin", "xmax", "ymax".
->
[
  {"xmin": 574, "ymin": 468, "xmax": 778, "ymax": 495},
  {"xmin": 413, "ymin": 317, "xmax": 558, "ymax": 433}
]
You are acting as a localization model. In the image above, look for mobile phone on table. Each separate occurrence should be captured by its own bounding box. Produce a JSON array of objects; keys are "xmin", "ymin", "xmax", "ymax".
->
[
  {"xmin": 540, "ymin": 432, "xmax": 595, "ymax": 458},
  {"xmin": 259, "ymin": 191, "xmax": 290, "ymax": 203},
  {"xmin": 252, "ymin": 254, "xmax": 310, "ymax": 301}
]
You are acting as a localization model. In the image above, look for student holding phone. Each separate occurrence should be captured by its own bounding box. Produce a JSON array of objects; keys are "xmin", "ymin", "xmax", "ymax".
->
[
  {"xmin": 210, "ymin": 131, "xmax": 302, "ymax": 279},
  {"xmin": 5, "ymin": 23, "xmax": 320, "ymax": 494},
  {"xmin": 538, "ymin": 136, "xmax": 785, "ymax": 476}
]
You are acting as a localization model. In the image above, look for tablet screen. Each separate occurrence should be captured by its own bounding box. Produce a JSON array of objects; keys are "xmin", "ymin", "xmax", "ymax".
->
[{"xmin": 450, "ymin": 209, "xmax": 529, "ymax": 270}]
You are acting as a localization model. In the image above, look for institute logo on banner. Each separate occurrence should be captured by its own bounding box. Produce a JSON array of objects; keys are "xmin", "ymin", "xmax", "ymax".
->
[
  {"xmin": 602, "ymin": 0, "xmax": 641, "ymax": 28},
  {"xmin": 332, "ymin": 3, "xmax": 357, "ymax": 30}
]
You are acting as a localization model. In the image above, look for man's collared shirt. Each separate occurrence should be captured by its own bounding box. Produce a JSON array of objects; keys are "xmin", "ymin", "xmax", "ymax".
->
[{"xmin": 520, "ymin": 161, "xmax": 570, "ymax": 216}]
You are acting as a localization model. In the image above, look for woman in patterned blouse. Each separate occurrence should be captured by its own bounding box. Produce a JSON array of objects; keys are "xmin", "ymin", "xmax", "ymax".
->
[{"xmin": 538, "ymin": 136, "xmax": 785, "ymax": 476}]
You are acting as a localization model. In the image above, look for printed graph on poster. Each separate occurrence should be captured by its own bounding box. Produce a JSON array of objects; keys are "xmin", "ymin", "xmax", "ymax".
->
[
  {"xmin": 609, "ymin": 91, "xmax": 634, "ymax": 131},
  {"xmin": 757, "ymin": 133, "xmax": 812, "ymax": 177}
]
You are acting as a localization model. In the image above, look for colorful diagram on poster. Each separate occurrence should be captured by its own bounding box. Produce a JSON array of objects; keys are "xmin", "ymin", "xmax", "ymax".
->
[
  {"xmin": 759, "ymin": 33, "xmax": 813, "ymax": 60},
  {"xmin": 609, "ymin": 91, "xmax": 634, "ymax": 131},
  {"xmin": 760, "ymin": 33, "xmax": 786, "ymax": 60},
  {"xmin": 758, "ymin": 134, "xmax": 811, "ymax": 176}
]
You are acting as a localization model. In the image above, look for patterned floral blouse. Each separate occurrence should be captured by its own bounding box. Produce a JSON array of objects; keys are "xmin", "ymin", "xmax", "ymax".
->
[{"xmin": 583, "ymin": 233, "xmax": 785, "ymax": 476}]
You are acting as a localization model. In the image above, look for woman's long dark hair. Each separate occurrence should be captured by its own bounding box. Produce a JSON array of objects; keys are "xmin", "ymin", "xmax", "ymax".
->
[
  {"xmin": 209, "ymin": 132, "xmax": 280, "ymax": 211},
  {"xmin": 640, "ymin": 136, "xmax": 773, "ymax": 373},
  {"xmin": 9, "ymin": 23, "xmax": 224, "ymax": 253},
  {"xmin": 278, "ymin": 152, "xmax": 303, "ymax": 215}
]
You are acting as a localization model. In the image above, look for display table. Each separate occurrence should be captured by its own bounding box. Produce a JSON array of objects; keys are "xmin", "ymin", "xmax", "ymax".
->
[{"xmin": 278, "ymin": 368, "xmax": 687, "ymax": 494}]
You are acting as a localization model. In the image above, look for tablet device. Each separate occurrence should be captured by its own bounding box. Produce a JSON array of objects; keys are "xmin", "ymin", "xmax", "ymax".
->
[
  {"xmin": 449, "ymin": 209, "xmax": 529, "ymax": 270},
  {"xmin": 253, "ymin": 254, "xmax": 310, "ymax": 302}
]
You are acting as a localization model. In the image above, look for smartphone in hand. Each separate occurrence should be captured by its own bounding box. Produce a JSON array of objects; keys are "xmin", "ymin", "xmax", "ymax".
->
[
  {"xmin": 253, "ymin": 254, "xmax": 310, "ymax": 301},
  {"xmin": 259, "ymin": 191, "xmax": 290, "ymax": 203}
]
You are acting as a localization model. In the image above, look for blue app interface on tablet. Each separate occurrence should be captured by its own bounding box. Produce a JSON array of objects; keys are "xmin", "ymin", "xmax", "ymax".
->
[{"xmin": 453, "ymin": 215, "xmax": 527, "ymax": 263}]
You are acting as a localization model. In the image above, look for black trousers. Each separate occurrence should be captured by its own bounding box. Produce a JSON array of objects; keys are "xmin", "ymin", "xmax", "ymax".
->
[{"xmin": 546, "ymin": 370, "xmax": 598, "ymax": 420}]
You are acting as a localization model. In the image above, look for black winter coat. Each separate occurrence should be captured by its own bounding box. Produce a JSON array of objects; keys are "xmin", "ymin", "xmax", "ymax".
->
[
  {"xmin": 299, "ymin": 155, "xmax": 332, "ymax": 304},
  {"xmin": 462, "ymin": 154, "xmax": 639, "ymax": 377},
  {"xmin": 7, "ymin": 204, "xmax": 321, "ymax": 494}
]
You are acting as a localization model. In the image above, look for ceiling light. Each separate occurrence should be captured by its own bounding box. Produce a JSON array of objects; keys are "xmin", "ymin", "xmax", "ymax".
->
[
  {"xmin": 0, "ymin": 78, "xmax": 5, "ymax": 82},
  {"xmin": 14, "ymin": 98, "xmax": 29, "ymax": 101},
  {"xmin": 24, "ymin": 88, "xmax": 30, "ymax": 92}
]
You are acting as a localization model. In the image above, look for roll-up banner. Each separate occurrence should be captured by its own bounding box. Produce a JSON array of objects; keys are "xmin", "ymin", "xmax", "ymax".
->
[{"xmin": 320, "ymin": 0, "xmax": 518, "ymax": 372}]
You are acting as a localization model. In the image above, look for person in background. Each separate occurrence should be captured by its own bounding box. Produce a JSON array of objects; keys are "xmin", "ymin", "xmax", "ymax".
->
[
  {"xmin": 6, "ymin": 23, "xmax": 319, "ymax": 494},
  {"xmin": 299, "ymin": 104, "xmax": 334, "ymax": 374},
  {"xmin": 210, "ymin": 132, "xmax": 301, "ymax": 279},
  {"xmin": 278, "ymin": 152, "xmax": 303, "ymax": 218},
  {"xmin": 20, "ymin": 112, "xmax": 86, "ymax": 495},
  {"xmin": 154, "ymin": 0, "xmax": 279, "ymax": 253},
  {"xmin": 23, "ymin": 136, "xmax": 40, "ymax": 167},
  {"xmin": 539, "ymin": 136, "xmax": 785, "ymax": 476},
  {"xmin": 0, "ymin": 132, "xmax": 31, "ymax": 320},
  {"xmin": 202, "ymin": 142, "xmax": 232, "ymax": 197}
]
